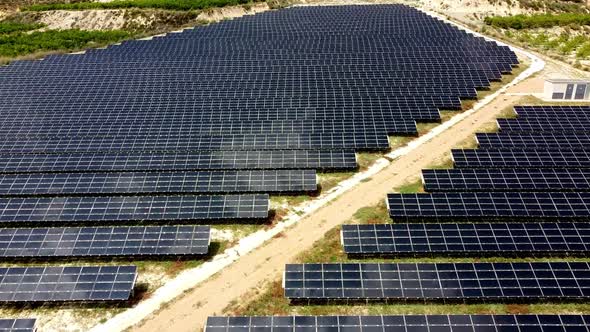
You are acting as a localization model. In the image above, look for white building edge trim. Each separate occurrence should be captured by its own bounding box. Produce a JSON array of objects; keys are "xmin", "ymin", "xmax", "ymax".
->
[{"xmin": 90, "ymin": 7, "xmax": 544, "ymax": 332}]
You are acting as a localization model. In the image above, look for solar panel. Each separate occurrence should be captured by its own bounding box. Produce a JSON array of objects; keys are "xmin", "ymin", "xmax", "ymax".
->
[
  {"xmin": 0, "ymin": 117, "xmax": 418, "ymax": 137},
  {"xmin": 0, "ymin": 150, "xmax": 357, "ymax": 173},
  {"xmin": 0, "ymin": 170, "xmax": 317, "ymax": 195},
  {"xmin": 0, "ymin": 319, "xmax": 36, "ymax": 332},
  {"xmin": 497, "ymin": 118, "xmax": 590, "ymax": 133},
  {"xmin": 204, "ymin": 315, "xmax": 590, "ymax": 331},
  {"xmin": 0, "ymin": 265, "xmax": 136, "ymax": 302},
  {"xmin": 476, "ymin": 133, "xmax": 590, "ymax": 150},
  {"xmin": 422, "ymin": 168, "xmax": 590, "ymax": 192},
  {"xmin": 452, "ymin": 148, "xmax": 590, "ymax": 168},
  {"xmin": 514, "ymin": 105, "xmax": 590, "ymax": 118},
  {"xmin": 0, "ymin": 225, "xmax": 210, "ymax": 258},
  {"xmin": 0, "ymin": 133, "xmax": 390, "ymax": 154},
  {"xmin": 283, "ymin": 262, "xmax": 590, "ymax": 301},
  {"xmin": 387, "ymin": 192, "xmax": 590, "ymax": 221},
  {"xmin": 341, "ymin": 223, "xmax": 590, "ymax": 256},
  {"xmin": 0, "ymin": 194, "xmax": 268, "ymax": 224}
]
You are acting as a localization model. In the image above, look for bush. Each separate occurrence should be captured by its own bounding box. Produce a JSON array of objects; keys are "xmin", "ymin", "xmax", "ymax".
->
[
  {"xmin": 24, "ymin": 0, "xmax": 258, "ymax": 11},
  {"xmin": 0, "ymin": 21, "xmax": 43, "ymax": 34},
  {"xmin": 576, "ymin": 41, "xmax": 590, "ymax": 58},
  {"xmin": 484, "ymin": 13, "xmax": 590, "ymax": 29},
  {"xmin": 0, "ymin": 29, "xmax": 130, "ymax": 57}
]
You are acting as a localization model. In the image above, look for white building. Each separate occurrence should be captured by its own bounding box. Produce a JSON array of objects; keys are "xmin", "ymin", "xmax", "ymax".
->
[{"xmin": 543, "ymin": 78, "xmax": 590, "ymax": 101}]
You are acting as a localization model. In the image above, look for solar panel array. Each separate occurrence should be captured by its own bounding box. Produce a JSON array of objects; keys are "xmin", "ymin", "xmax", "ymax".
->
[
  {"xmin": 0, "ymin": 4, "xmax": 520, "ymax": 311},
  {"xmin": 205, "ymin": 315, "xmax": 590, "ymax": 331},
  {"xmin": 422, "ymin": 168, "xmax": 590, "ymax": 192},
  {"xmin": 0, "ymin": 170, "xmax": 317, "ymax": 196},
  {"xmin": 284, "ymin": 262, "xmax": 590, "ymax": 301},
  {"xmin": 0, "ymin": 319, "xmax": 36, "ymax": 332},
  {"xmin": 0, "ymin": 225, "xmax": 210, "ymax": 258},
  {"xmin": 342, "ymin": 223, "xmax": 590, "ymax": 256},
  {"xmin": 0, "ymin": 265, "xmax": 136, "ymax": 302},
  {"xmin": 304, "ymin": 104, "xmax": 590, "ymax": 316},
  {"xmin": 387, "ymin": 192, "xmax": 590, "ymax": 221}
]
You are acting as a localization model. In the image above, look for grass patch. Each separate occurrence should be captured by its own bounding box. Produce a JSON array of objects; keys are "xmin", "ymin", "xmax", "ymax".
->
[
  {"xmin": 24, "ymin": 0, "xmax": 260, "ymax": 11},
  {"xmin": 389, "ymin": 136, "xmax": 414, "ymax": 150},
  {"xmin": 351, "ymin": 201, "xmax": 390, "ymax": 224},
  {"xmin": 0, "ymin": 29, "xmax": 131, "ymax": 58},
  {"xmin": 357, "ymin": 152, "xmax": 383, "ymax": 171},
  {"xmin": 393, "ymin": 179, "xmax": 423, "ymax": 194},
  {"xmin": 318, "ymin": 172, "xmax": 354, "ymax": 192}
]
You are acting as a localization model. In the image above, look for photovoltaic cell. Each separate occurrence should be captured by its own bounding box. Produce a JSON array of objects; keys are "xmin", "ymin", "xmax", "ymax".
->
[
  {"xmin": 0, "ymin": 265, "xmax": 136, "ymax": 302},
  {"xmin": 341, "ymin": 223, "xmax": 590, "ymax": 256},
  {"xmin": 0, "ymin": 170, "xmax": 317, "ymax": 195},
  {"xmin": 283, "ymin": 262, "xmax": 590, "ymax": 301},
  {"xmin": 0, "ymin": 194, "xmax": 269, "ymax": 224},
  {"xmin": 204, "ymin": 315, "xmax": 590, "ymax": 332},
  {"xmin": 422, "ymin": 168, "xmax": 590, "ymax": 192},
  {"xmin": 387, "ymin": 192, "xmax": 590, "ymax": 221},
  {"xmin": 0, "ymin": 225, "xmax": 210, "ymax": 258},
  {"xmin": 0, "ymin": 150, "xmax": 357, "ymax": 173}
]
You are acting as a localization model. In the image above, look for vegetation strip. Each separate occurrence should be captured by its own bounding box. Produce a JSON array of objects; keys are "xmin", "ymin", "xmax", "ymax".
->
[
  {"xmin": 23, "ymin": 0, "xmax": 262, "ymax": 11},
  {"xmin": 485, "ymin": 13, "xmax": 590, "ymax": 30}
]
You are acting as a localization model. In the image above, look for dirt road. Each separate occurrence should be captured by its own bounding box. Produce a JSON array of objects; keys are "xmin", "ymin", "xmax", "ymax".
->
[{"xmin": 131, "ymin": 83, "xmax": 531, "ymax": 332}]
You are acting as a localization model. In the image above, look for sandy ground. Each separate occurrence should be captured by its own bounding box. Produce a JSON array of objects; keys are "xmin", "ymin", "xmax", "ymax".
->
[
  {"xmin": 130, "ymin": 75, "xmax": 535, "ymax": 332},
  {"xmin": 32, "ymin": 3, "xmax": 269, "ymax": 30}
]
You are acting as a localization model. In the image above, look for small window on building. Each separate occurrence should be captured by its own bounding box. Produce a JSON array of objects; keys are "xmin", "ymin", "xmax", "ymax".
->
[
  {"xmin": 575, "ymin": 84, "xmax": 587, "ymax": 100},
  {"xmin": 552, "ymin": 92, "xmax": 565, "ymax": 99},
  {"xmin": 565, "ymin": 84, "xmax": 575, "ymax": 99}
]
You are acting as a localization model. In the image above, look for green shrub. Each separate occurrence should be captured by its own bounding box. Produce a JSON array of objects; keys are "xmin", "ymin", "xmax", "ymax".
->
[
  {"xmin": 24, "ymin": 0, "xmax": 258, "ymax": 11},
  {"xmin": 484, "ymin": 13, "xmax": 590, "ymax": 29},
  {"xmin": 0, "ymin": 29, "xmax": 130, "ymax": 57},
  {"xmin": 0, "ymin": 21, "xmax": 43, "ymax": 34},
  {"xmin": 576, "ymin": 41, "xmax": 590, "ymax": 58},
  {"xmin": 559, "ymin": 35, "xmax": 586, "ymax": 53}
]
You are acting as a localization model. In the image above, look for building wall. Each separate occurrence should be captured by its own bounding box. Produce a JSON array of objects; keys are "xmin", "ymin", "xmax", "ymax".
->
[{"xmin": 544, "ymin": 81, "xmax": 590, "ymax": 101}]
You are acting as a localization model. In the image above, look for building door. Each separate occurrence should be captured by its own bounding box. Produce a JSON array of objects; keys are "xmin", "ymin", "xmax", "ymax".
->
[
  {"xmin": 565, "ymin": 84, "xmax": 575, "ymax": 99},
  {"xmin": 575, "ymin": 84, "xmax": 587, "ymax": 100}
]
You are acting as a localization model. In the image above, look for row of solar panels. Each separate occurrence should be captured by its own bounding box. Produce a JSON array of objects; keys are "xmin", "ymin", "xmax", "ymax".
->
[
  {"xmin": 341, "ymin": 222, "xmax": 590, "ymax": 256},
  {"xmin": 203, "ymin": 315, "xmax": 590, "ymax": 331},
  {"xmin": 0, "ymin": 118, "xmax": 419, "ymax": 137},
  {"xmin": 283, "ymin": 262, "xmax": 590, "ymax": 300}
]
